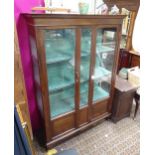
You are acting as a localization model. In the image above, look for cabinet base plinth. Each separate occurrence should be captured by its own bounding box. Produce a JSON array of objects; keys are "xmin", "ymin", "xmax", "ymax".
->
[{"xmin": 45, "ymin": 112, "xmax": 111, "ymax": 149}]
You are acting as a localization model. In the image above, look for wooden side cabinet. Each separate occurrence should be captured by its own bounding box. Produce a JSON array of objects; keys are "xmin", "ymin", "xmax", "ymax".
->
[
  {"xmin": 111, "ymin": 76, "xmax": 137, "ymax": 123},
  {"xmin": 24, "ymin": 14, "xmax": 125, "ymax": 148},
  {"xmin": 14, "ymin": 24, "xmax": 33, "ymax": 139},
  {"xmin": 129, "ymin": 51, "xmax": 140, "ymax": 67}
]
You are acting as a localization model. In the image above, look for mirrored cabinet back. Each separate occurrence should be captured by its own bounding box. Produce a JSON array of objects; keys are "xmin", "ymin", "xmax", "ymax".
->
[{"xmin": 23, "ymin": 14, "xmax": 125, "ymax": 148}]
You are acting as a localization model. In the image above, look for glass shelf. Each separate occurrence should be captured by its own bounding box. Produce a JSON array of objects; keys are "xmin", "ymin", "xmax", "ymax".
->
[
  {"xmin": 94, "ymin": 67, "xmax": 111, "ymax": 80},
  {"xmin": 47, "ymin": 61, "xmax": 90, "ymax": 93},
  {"xmin": 49, "ymin": 86, "xmax": 75, "ymax": 118},
  {"xmin": 103, "ymin": 42, "xmax": 115, "ymax": 46},
  {"xmin": 45, "ymin": 38, "xmax": 74, "ymax": 64},
  {"xmin": 50, "ymin": 99, "xmax": 74, "ymax": 118},
  {"xmin": 48, "ymin": 77, "xmax": 74, "ymax": 93},
  {"xmin": 49, "ymin": 83, "xmax": 89, "ymax": 117},
  {"xmin": 96, "ymin": 44, "xmax": 114, "ymax": 54},
  {"xmin": 45, "ymin": 30, "xmax": 75, "ymax": 65},
  {"xmin": 47, "ymin": 62, "xmax": 75, "ymax": 93},
  {"xmin": 49, "ymin": 83, "xmax": 109, "ymax": 118},
  {"xmin": 81, "ymin": 50, "xmax": 90, "ymax": 57},
  {"xmin": 93, "ymin": 85, "xmax": 109, "ymax": 101},
  {"xmin": 46, "ymin": 51, "xmax": 72, "ymax": 65},
  {"xmin": 50, "ymin": 82, "xmax": 109, "ymax": 118},
  {"xmin": 47, "ymin": 63, "xmax": 110, "ymax": 102},
  {"xmin": 47, "ymin": 52, "xmax": 91, "ymax": 94}
]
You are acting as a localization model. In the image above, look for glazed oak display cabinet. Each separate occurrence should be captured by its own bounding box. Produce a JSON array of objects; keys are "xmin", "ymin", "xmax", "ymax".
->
[{"xmin": 24, "ymin": 14, "xmax": 125, "ymax": 148}]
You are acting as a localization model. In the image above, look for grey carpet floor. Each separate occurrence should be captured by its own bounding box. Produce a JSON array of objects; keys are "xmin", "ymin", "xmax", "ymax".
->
[{"xmin": 35, "ymin": 103, "xmax": 140, "ymax": 155}]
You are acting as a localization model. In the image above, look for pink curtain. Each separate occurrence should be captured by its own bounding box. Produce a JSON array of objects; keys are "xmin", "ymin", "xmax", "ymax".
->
[{"xmin": 14, "ymin": 0, "xmax": 44, "ymax": 131}]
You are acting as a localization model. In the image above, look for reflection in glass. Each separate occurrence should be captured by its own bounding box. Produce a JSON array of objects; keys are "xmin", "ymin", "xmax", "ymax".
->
[
  {"xmin": 93, "ymin": 28, "xmax": 116, "ymax": 103},
  {"xmin": 44, "ymin": 29, "xmax": 75, "ymax": 118}
]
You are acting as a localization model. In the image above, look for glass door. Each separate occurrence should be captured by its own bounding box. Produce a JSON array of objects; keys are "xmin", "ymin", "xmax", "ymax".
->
[
  {"xmin": 92, "ymin": 28, "xmax": 117, "ymax": 103},
  {"xmin": 44, "ymin": 29, "xmax": 76, "ymax": 118},
  {"xmin": 79, "ymin": 28, "xmax": 91, "ymax": 108}
]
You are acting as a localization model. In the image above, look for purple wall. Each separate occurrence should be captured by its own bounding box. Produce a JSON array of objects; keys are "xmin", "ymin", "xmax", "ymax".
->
[{"xmin": 14, "ymin": 0, "xmax": 44, "ymax": 131}]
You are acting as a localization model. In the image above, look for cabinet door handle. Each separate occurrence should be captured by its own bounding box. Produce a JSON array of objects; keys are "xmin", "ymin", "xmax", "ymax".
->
[{"xmin": 91, "ymin": 75, "xmax": 95, "ymax": 80}]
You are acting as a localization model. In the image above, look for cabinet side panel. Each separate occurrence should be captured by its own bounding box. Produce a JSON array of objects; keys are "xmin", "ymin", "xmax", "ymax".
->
[
  {"xmin": 35, "ymin": 28, "xmax": 52, "ymax": 142},
  {"xmin": 28, "ymin": 26, "xmax": 43, "ymax": 117},
  {"xmin": 28, "ymin": 26, "xmax": 52, "ymax": 144}
]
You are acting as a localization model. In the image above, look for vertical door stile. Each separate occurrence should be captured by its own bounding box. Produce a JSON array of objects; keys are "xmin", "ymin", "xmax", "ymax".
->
[
  {"xmin": 88, "ymin": 27, "xmax": 97, "ymax": 122},
  {"xmin": 108, "ymin": 25, "xmax": 121, "ymax": 112},
  {"xmin": 75, "ymin": 28, "xmax": 81, "ymax": 128}
]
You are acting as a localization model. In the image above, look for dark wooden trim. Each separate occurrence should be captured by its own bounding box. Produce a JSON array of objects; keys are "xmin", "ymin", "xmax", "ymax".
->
[
  {"xmin": 38, "ymin": 26, "xmax": 78, "ymax": 30},
  {"xmin": 78, "ymin": 107, "xmax": 88, "ymax": 126},
  {"xmin": 51, "ymin": 111, "xmax": 75, "ymax": 121},
  {"xmin": 108, "ymin": 25, "xmax": 122, "ymax": 112},
  {"xmin": 23, "ymin": 14, "xmax": 126, "ymax": 27},
  {"xmin": 88, "ymin": 27, "xmax": 97, "ymax": 122},
  {"xmin": 51, "ymin": 112, "xmax": 75, "ymax": 137},
  {"xmin": 92, "ymin": 99, "xmax": 109, "ymax": 119},
  {"xmin": 75, "ymin": 28, "xmax": 81, "ymax": 128},
  {"xmin": 24, "ymin": 14, "xmax": 126, "ymax": 19}
]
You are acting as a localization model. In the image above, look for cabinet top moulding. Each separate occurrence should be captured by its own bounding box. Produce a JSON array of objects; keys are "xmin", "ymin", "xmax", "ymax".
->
[{"xmin": 23, "ymin": 14, "xmax": 126, "ymax": 27}]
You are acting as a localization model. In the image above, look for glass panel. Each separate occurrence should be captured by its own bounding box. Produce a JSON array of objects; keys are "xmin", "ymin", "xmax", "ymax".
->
[
  {"xmin": 80, "ymin": 28, "xmax": 91, "ymax": 107},
  {"xmin": 92, "ymin": 28, "xmax": 116, "ymax": 103},
  {"xmin": 44, "ymin": 29, "xmax": 75, "ymax": 118}
]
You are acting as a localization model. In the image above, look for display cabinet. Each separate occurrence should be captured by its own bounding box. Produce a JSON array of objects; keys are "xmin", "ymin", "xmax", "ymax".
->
[{"xmin": 24, "ymin": 14, "xmax": 125, "ymax": 148}]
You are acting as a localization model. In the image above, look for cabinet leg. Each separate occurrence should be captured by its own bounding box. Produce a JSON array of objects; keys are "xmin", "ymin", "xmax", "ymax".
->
[{"xmin": 133, "ymin": 95, "xmax": 140, "ymax": 119}]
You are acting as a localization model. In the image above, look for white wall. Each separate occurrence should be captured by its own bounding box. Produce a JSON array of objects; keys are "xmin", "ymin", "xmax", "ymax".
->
[
  {"xmin": 62, "ymin": 0, "xmax": 79, "ymax": 12},
  {"xmin": 52, "ymin": 0, "xmax": 96, "ymax": 13},
  {"xmin": 132, "ymin": 10, "xmax": 141, "ymax": 53}
]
